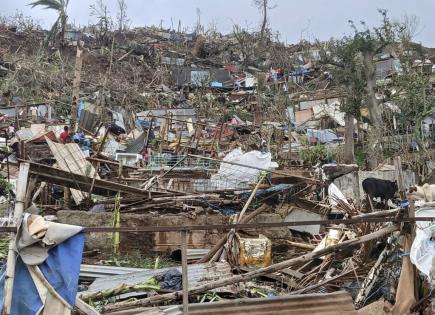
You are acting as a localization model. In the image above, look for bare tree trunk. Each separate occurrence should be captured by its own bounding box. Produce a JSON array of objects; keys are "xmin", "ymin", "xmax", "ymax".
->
[
  {"xmin": 362, "ymin": 51, "xmax": 381, "ymax": 169},
  {"xmin": 260, "ymin": 0, "xmax": 267, "ymax": 40},
  {"xmin": 362, "ymin": 51, "xmax": 382, "ymax": 126},
  {"xmin": 60, "ymin": 13, "xmax": 66, "ymax": 47},
  {"xmin": 344, "ymin": 113, "xmax": 355, "ymax": 164},
  {"xmin": 255, "ymin": 73, "xmax": 266, "ymax": 126}
]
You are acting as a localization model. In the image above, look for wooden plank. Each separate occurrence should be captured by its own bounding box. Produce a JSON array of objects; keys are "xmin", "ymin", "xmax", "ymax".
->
[
  {"xmin": 280, "ymin": 268, "xmax": 305, "ymax": 279},
  {"xmin": 27, "ymin": 161, "xmax": 150, "ymax": 196},
  {"xmin": 75, "ymin": 298, "xmax": 100, "ymax": 315}
]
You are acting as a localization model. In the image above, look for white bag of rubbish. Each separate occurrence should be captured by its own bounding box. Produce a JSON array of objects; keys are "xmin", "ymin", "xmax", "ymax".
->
[
  {"xmin": 410, "ymin": 207, "xmax": 435, "ymax": 278},
  {"xmin": 213, "ymin": 148, "xmax": 272, "ymax": 184},
  {"xmin": 328, "ymin": 183, "xmax": 350, "ymax": 207}
]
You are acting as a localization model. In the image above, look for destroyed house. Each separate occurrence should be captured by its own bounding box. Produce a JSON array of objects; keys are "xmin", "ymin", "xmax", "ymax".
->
[{"xmin": 171, "ymin": 67, "xmax": 234, "ymax": 88}]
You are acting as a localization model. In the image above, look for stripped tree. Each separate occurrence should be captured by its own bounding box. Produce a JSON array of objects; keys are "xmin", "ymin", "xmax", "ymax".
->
[{"xmin": 252, "ymin": 0, "xmax": 275, "ymax": 42}]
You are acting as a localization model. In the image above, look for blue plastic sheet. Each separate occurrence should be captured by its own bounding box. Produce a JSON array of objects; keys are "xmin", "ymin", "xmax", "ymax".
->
[{"xmin": 0, "ymin": 232, "xmax": 85, "ymax": 315}]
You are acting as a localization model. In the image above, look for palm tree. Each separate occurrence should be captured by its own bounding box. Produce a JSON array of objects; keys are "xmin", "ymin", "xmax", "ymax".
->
[{"xmin": 29, "ymin": 0, "xmax": 69, "ymax": 45}]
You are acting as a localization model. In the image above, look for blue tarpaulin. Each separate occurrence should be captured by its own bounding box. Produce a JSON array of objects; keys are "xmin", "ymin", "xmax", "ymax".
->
[{"xmin": 0, "ymin": 232, "xmax": 85, "ymax": 315}]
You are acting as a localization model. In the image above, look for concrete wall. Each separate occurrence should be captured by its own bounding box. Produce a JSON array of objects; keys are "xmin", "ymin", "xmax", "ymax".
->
[
  {"xmin": 334, "ymin": 169, "xmax": 416, "ymax": 200},
  {"xmin": 57, "ymin": 211, "xmax": 290, "ymax": 255}
]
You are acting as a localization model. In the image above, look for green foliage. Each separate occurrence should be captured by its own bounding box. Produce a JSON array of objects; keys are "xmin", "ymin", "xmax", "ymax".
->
[
  {"xmin": 299, "ymin": 145, "xmax": 336, "ymax": 165},
  {"xmin": 198, "ymin": 292, "xmax": 222, "ymax": 303},
  {"xmin": 392, "ymin": 68, "xmax": 435, "ymax": 136},
  {"xmin": 103, "ymin": 254, "xmax": 176, "ymax": 269},
  {"xmin": 29, "ymin": 0, "xmax": 69, "ymax": 45},
  {"xmin": 321, "ymin": 38, "xmax": 365, "ymax": 117},
  {"xmin": 0, "ymin": 237, "xmax": 9, "ymax": 259},
  {"xmin": 0, "ymin": 177, "xmax": 13, "ymax": 195},
  {"xmin": 354, "ymin": 147, "xmax": 367, "ymax": 167},
  {"xmin": 321, "ymin": 10, "xmax": 409, "ymax": 119},
  {"xmin": 29, "ymin": 0, "xmax": 66, "ymax": 11}
]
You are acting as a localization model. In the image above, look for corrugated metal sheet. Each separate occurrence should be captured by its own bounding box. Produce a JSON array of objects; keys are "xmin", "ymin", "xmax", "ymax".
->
[
  {"xmin": 78, "ymin": 109, "xmax": 99, "ymax": 132},
  {"xmin": 191, "ymin": 70, "xmax": 210, "ymax": 87},
  {"xmin": 125, "ymin": 132, "xmax": 146, "ymax": 154},
  {"xmin": 102, "ymin": 138, "xmax": 127, "ymax": 159},
  {"xmin": 136, "ymin": 108, "xmax": 196, "ymax": 126},
  {"xmin": 163, "ymin": 291, "xmax": 357, "ymax": 315},
  {"xmin": 80, "ymin": 264, "xmax": 148, "ymax": 281},
  {"xmin": 170, "ymin": 67, "xmax": 233, "ymax": 87},
  {"xmin": 86, "ymin": 262, "xmax": 232, "ymax": 294},
  {"xmin": 161, "ymin": 57, "xmax": 185, "ymax": 66},
  {"xmin": 376, "ymin": 58, "xmax": 400, "ymax": 80},
  {"xmin": 0, "ymin": 107, "xmax": 16, "ymax": 117},
  {"xmin": 170, "ymin": 248, "xmax": 209, "ymax": 262},
  {"xmin": 312, "ymin": 102, "xmax": 345, "ymax": 127},
  {"xmin": 47, "ymin": 138, "xmax": 99, "ymax": 204},
  {"xmin": 16, "ymin": 128, "xmax": 34, "ymax": 141}
]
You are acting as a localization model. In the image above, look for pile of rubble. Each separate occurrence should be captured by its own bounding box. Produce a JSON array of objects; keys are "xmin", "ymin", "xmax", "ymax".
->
[
  {"xmin": 0, "ymin": 116, "xmax": 433, "ymax": 314},
  {"xmin": 0, "ymin": 16, "xmax": 434, "ymax": 315}
]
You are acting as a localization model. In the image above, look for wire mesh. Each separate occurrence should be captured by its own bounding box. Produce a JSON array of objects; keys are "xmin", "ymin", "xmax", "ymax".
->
[{"xmin": 146, "ymin": 154, "xmax": 267, "ymax": 192}]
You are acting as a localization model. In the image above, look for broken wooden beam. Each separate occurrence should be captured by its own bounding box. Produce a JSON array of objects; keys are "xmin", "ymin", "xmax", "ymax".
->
[
  {"xmin": 27, "ymin": 161, "xmax": 167, "ymax": 197},
  {"xmin": 286, "ymin": 240, "xmax": 316, "ymax": 250}
]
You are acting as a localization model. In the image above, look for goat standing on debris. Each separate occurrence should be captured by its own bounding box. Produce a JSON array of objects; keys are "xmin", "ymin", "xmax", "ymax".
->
[
  {"xmin": 407, "ymin": 184, "xmax": 435, "ymax": 202},
  {"xmin": 362, "ymin": 178, "xmax": 398, "ymax": 209}
]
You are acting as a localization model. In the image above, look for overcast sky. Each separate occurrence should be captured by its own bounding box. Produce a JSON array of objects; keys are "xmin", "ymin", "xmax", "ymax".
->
[{"xmin": 3, "ymin": 0, "xmax": 435, "ymax": 46}]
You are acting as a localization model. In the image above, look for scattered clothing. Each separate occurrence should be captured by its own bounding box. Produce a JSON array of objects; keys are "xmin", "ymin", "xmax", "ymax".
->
[{"xmin": 59, "ymin": 130, "xmax": 69, "ymax": 144}]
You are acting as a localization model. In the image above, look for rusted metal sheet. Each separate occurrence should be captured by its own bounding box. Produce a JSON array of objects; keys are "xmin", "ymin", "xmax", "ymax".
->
[
  {"xmin": 163, "ymin": 291, "xmax": 357, "ymax": 315},
  {"xmin": 239, "ymin": 235, "xmax": 272, "ymax": 268}
]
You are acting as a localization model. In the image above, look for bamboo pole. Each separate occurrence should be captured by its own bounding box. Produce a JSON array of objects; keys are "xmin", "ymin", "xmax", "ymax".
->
[
  {"xmin": 210, "ymin": 175, "xmax": 265, "ymax": 263},
  {"xmin": 104, "ymin": 225, "xmax": 398, "ymax": 312},
  {"xmin": 2, "ymin": 162, "xmax": 30, "ymax": 315},
  {"xmin": 70, "ymin": 47, "xmax": 83, "ymax": 132},
  {"xmin": 198, "ymin": 204, "xmax": 271, "ymax": 263},
  {"xmin": 351, "ymin": 208, "xmax": 400, "ymax": 219},
  {"xmin": 181, "ymin": 230, "xmax": 189, "ymax": 315},
  {"xmin": 238, "ymin": 174, "xmax": 265, "ymax": 221}
]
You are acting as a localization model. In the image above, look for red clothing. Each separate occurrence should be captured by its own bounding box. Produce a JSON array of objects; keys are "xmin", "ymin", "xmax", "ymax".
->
[{"xmin": 60, "ymin": 131, "xmax": 69, "ymax": 143}]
